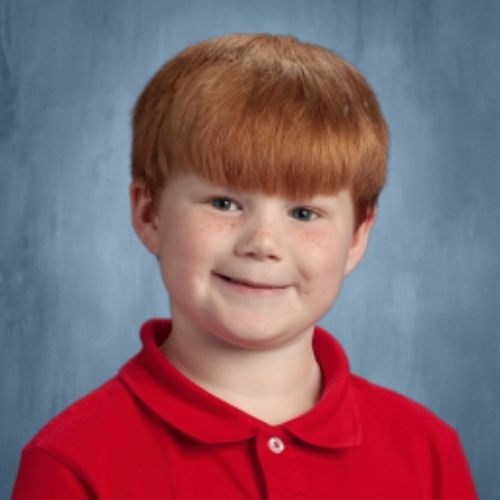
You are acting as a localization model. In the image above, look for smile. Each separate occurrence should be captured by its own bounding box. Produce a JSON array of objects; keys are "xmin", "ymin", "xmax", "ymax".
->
[{"xmin": 213, "ymin": 273, "xmax": 288, "ymax": 291}]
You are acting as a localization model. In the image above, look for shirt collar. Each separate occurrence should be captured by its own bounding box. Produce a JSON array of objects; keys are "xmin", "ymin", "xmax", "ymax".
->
[{"xmin": 119, "ymin": 319, "xmax": 361, "ymax": 450}]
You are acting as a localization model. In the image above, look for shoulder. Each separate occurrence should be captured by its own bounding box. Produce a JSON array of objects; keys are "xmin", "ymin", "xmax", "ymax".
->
[
  {"xmin": 347, "ymin": 375, "xmax": 478, "ymax": 497},
  {"xmin": 350, "ymin": 374, "xmax": 460, "ymax": 454},
  {"xmin": 24, "ymin": 377, "xmax": 142, "ymax": 464},
  {"xmin": 15, "ymin": 375, "xmax": 175, "ymax": 497}
]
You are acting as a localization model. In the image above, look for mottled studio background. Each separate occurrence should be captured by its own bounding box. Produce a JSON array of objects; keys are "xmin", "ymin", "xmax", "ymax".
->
[{"xmin": 1, "ymin": 0, "xmax": 499, "ymax": 497}]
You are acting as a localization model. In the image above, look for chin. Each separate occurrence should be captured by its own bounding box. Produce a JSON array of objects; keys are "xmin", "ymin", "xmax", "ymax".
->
[{"xmin": 213, "ymin": 319, "xmax": 304, "ymax": 351}]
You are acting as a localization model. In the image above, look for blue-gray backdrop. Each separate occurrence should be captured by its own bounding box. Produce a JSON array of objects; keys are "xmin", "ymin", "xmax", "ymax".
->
[{"xmin": 1, "ymin": 0, "xmax": 499, "ymax": 497}]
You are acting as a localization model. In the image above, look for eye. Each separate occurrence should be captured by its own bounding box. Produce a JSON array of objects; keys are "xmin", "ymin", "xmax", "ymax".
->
[
  {"xmin": 290, "ymin": 207, "xmax": 319, "ymax": 221},
  {"xmin": 209, "ymin": 197, "xmax": 240, "ymax": 211}
]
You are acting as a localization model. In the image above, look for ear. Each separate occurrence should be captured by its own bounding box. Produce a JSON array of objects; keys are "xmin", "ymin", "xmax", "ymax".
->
[
  {"xmin": 129, "ymin": 180, "xmax": 160, "ymax": 255},
  {"xmin": 344, "ymin": 207, "xmax": 377, "ymax": 276}
]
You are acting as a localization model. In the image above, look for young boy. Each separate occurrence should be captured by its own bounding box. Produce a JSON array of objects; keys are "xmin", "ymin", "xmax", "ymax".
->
[{"xmin": 12, "ymin": 33, "xmax": 477, "ymax": 499}]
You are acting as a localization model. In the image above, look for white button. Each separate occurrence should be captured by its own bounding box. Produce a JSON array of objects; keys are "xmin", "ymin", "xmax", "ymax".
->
[{"xmin": 267, "ymin": 436, "xmax": 285, "ymax": 454}]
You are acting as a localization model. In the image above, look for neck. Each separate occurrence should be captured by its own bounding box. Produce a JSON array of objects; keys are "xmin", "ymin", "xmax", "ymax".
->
[{"xmin": 160, "ymin": 319, "xmax": 323, "ymax": 425}]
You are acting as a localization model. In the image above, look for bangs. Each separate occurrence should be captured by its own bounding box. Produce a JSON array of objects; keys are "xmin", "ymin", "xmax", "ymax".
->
[
  {"xmin": 132, "ymin": 34, "xmax": 388, "ymax": 220},
  {"xmin": 167, "ymin": 80, "xmax": 356, "ymax": 200}
]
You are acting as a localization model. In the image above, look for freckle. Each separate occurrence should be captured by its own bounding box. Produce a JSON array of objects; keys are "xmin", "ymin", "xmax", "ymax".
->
[
  {"xmin": 198, "ymin": 219, "xmax": 234, "ymax": 233},
  {"xmin": 299, "ymin": 231, "xmax": 329, "ymax": 248}
]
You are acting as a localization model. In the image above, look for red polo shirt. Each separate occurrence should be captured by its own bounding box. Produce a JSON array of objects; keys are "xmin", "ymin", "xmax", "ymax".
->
[{"xmin": 12, "ymin": 319, "xmax": 477, "ymax": 499}]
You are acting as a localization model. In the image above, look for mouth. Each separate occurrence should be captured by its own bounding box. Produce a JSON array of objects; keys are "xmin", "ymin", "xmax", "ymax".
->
[{"xmin": 213, "ymin": 272, "xmax": 288, "ymax": 290}]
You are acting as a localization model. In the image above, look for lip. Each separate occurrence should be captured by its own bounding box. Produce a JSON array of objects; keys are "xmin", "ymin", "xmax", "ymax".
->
[{"xmin": 213, "ymin": 272, "xmax": 289, "ymax": 291}]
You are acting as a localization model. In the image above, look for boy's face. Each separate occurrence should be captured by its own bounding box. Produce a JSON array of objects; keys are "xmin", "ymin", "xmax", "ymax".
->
[{"xmin": 131, "ymin": 173, "xmax": 375, "ymax": 350}]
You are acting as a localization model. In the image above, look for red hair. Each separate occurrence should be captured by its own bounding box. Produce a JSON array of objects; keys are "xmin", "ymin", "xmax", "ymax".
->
[{"xmin": 131, "ymin": 33, "xmax": 389, "ymax": 225}]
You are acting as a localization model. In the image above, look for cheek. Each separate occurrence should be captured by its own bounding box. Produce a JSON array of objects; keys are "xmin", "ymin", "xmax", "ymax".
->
[
  {"xmin": 159, "ymin": 216, "xmax": 234, "ymax": 267},
  {"xmin": 295, "ymin": 229, "xmax": 352, "ymax": 282},
  {"xmin": 296, "ymin": 230, "xmax": 332, "ymax": 252},
  {"xmin": 162, "ymin": 230, "xmax": 204, "ymax": 267},
  {"xmin": 191, "ymin": 218, "xmax": 236, "ymax": 244}
]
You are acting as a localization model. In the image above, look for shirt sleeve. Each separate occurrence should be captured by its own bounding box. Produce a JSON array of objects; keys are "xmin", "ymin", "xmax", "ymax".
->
[
  {"xmin": 439, "ymin": 432, "xmax": 478, "ymax": 500},
  {"xmin": 11, "ymin": 446, "xmax": 91, "ymax": 500}
]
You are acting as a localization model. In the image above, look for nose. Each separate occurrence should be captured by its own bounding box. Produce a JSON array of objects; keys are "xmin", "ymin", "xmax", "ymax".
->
[{"xmin": 234, "ymin": 216, "xmax": 283, "ymax": 262}]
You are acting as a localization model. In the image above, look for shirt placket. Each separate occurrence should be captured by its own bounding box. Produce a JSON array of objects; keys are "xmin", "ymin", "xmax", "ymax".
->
[{"xmin": 255, "ymin": 428, "xmax": 309, "ymax": 500}]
